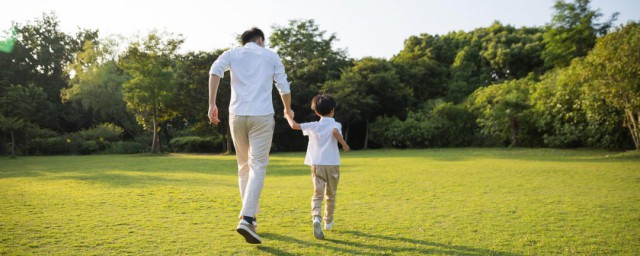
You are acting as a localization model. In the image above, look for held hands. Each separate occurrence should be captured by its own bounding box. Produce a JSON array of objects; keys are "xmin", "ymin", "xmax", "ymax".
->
[
  {"xmin": 208, "ymin": 104, "xmax": 220, "ymax": 125},
  {"xmin": 284, "ymin": 108, "xmax": 295, "ymax": 120}
]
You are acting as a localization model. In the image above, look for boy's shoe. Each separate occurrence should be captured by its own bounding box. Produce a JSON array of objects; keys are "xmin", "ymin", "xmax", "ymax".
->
[
  {"xmin": 324, "ymin": 221, "xmax": 334, "ymax": 230},
  {"xmin": 313, "ymin": 217, "xmax": 324, "ymax": 239},
  {"xmin": 237, "ymin": 219, "xmax": 262, "ymax": 244}
]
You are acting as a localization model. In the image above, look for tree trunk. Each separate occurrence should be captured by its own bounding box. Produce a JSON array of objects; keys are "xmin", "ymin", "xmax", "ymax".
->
[
  {"xmin": 344, "ymin": 123, "xmax": 350, "ymax": 143},
  {"xmin": 151, "ymin": 117, "xmax": 161, "ymax": 154},
  {"xmin": 510, "ymin": 117, "xmax": 519, "ymax": 147},
  {"xmin": 10, "ymin": 131, "xmax": 16, "ymax": 158},
  {"xmin": 624, "ymin": 109, "xmax": 640, "ymax": 150},
  {"xmin": 363, "ymin": 120, "xmax": 369, "ymax": 149}
]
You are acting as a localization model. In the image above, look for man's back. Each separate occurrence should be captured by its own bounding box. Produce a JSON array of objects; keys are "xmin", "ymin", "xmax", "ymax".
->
[{"xmin": 210, "ymin": 42, "xmax": 290, "ymax": 116}]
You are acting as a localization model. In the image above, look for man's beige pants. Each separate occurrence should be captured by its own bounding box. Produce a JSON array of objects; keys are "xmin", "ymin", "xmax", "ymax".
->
[
  {"xmin": 230, "ymin": 114, "xmax": 274, "ymax": 218},
  {"xmin": 311, "ymin": 165, "xmax": 340, "ymax": 223}
]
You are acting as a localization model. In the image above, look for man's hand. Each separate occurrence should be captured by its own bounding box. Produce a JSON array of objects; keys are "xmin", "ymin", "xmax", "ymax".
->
[
  {"xmin": 208, "ymin": 104, "xmax": 220, "ymax": 125},
  {"xmin": 342, "ymin": 144, "xmax": 350, "ymax": 153},
  {"xmin": 284, "ymin": 108, "xmax": 295, "ymax": 119}
]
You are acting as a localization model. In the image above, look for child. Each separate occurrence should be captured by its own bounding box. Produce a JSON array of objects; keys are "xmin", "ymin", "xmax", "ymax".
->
[{"xmin": 284, "ymin": 94, "xmax": 350, "ymax": 239}]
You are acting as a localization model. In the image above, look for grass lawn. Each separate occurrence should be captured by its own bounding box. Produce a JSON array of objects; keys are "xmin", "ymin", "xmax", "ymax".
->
[{"xmin": 1, "ymin": 148, "xmax": 639, "ymax": 255}]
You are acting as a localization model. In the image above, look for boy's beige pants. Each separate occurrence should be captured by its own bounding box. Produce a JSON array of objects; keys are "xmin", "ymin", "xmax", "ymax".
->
[{"xmin": 311, "ymin": 165, "xmax": 340, "ymax": 223}]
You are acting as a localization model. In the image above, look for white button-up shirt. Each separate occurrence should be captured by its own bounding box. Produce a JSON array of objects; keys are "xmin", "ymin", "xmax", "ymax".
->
[
  {"xmin": 209, "ymin": 42, "xmax": 291, "ymax": 116},
  {"xmin": 300, "ymin": 117, "xmax": 343, "ymax": 166}
]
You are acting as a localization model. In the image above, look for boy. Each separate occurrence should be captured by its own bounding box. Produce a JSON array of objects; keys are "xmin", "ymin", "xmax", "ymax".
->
[{"xmin": 284, "ymin": 94, "xmax": 350, "ymax": 239}]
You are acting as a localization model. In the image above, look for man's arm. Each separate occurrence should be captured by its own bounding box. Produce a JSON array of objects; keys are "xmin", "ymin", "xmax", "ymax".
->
[
  {"xmin": 281, "ymin": 93, "xmax": 294, "ymax": 119},
  {"xmin": 208, "ymin": 74, "xmax": 220, "ymax": 125},
  {"xmin": 332, "ymin": 128, "xmax": 350, "ymax": 152}
]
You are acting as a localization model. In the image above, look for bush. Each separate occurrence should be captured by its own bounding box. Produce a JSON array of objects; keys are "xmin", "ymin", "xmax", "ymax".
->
[
  {"xmin": 79, "ymin": 141, "xmax": 99, "ymax": 155},
  {"xmin": 170, "ymin": 135, "xmax": 223, "ymax": 153},
  {"xmin": 105, "ymin": 141, "xmax": 146, "ymax": 154},
  {"xmin": 34, "ymin": 137, "xmax": 69, "ymax": 155},
  {"xmin": 77, "ymin": 123, "xmax": 124, "ymax": 142}
]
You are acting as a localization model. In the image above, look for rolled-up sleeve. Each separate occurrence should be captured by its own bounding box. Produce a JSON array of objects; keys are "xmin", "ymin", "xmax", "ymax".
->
[
  {"xmin": 272, "ymin": 54, "xmax": 291, "ymax": 95},
  {"xmin": 210, "ymin": 51, "xmax": 230, "ymax": 78}
]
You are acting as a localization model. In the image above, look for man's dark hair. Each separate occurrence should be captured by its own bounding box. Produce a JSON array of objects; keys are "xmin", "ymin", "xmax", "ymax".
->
[
  {"xmin": 311, "ymin": 94, "xmax": 336, "ymax": 116},
  {"xmin": 241, "ymin": 27, "xmax": 265, "ymax": 45}
]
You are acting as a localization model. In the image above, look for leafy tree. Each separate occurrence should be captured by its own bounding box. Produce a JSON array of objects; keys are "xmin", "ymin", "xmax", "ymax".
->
[
  {"xmin": 542, "ymin": 0, "xmax": 618, "ymax": 68},
  {"xmin": 269, "ymin": 19, "xmax": 351, "ymax": 150},
  {"xmin": 118, "ymin": 32, "xmax": 183, "ymax": 153},
  {"xmin": 0, "ymin": 84, "xmax": 50, "ymax": 157},
  {"xmin": 171, "ymin": 50, "xmax": 232, "ymax": 153},
  {"xmin": 62, "ymin": 40, "xmax": 139, "ymax": 137},
  {"xmin": 0, "ymin": 12, "xmax": 98, "ymax": 132},
  {"xmin": 324, "ymin": 57, "xmax": 412, "ymax": 148},
  {"xmin": 467, "ymin": 75, "xmax": 536, "ymax": 146},
  {"xmin": 584, "ymin": 22, "xmax": 640, "ymax": 149}
]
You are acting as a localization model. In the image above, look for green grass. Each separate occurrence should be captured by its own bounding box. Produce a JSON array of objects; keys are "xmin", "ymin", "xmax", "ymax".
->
[{"xmin": 1, "ymin": 148, "xmax": 639, "ymax": 255}]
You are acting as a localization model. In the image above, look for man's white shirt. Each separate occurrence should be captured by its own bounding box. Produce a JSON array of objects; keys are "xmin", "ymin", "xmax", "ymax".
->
[
  {"xmin": 209, "ymin": 42, "xmax": 290, "ymax": 116},
  {"xmin": 300, "ymin": 117, "xmax": 342, "ymax": 166}
]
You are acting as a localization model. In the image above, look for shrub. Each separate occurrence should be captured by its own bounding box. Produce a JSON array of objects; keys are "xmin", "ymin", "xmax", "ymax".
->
[
  {"xmin": 78, "ymin": 141, "xmax": 99, "ymax": 155},
  {"xmin": 105, "ymin": 141, "xmax": 146, "ymax": 154},
  {"xmin": 77, "ymin": 123, "xmax": 124, "ymax": 142},
  {"xmin": 170, "ymin": 135, "xmax": 223, "ymax": 153},
  {"xmin": 35, "ymin": 137, "xmax": 69, "ymax": 155}
]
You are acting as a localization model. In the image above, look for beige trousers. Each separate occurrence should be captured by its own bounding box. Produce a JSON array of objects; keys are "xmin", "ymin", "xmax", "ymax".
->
[
  {"xmin": 311, "ymin": 165, "xmax": 340, "ymax": 223},
  {"xmin": 230, "ymin": 114, "xmax": 274, "ymax": 218}
]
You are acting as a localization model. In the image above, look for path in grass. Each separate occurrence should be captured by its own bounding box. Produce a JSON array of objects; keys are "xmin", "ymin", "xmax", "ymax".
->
[{"xmin": 1, "ymin": 148, "xmax": 639, "ymax": 255}]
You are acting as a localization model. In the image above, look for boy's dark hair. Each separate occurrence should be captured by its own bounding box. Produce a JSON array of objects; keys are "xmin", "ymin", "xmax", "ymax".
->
[
  {"xmin": 241, "ymin": 27, "xmax": 265, "ymax": 45},
  {"xmin": 311, "ymin": 94, "xmax": 336, "ymax": 116}
]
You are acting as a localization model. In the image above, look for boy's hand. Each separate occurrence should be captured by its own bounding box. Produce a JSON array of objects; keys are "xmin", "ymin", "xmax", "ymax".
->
[{"xmin": 342, "ymin": 144, "xmax": 350, "ymax": 152}]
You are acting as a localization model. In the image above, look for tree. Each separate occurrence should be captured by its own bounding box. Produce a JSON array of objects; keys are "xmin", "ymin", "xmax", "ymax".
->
[
  {"xmin": 171, "ymin": 50, "xmax": 232, "ymax": 153},
  {"xmin": 542, "ymin": 0, "xmax": 618, "ymax": 68},
  {"xmin": 324, "ymin": 57, "xmax": 412, "ymax": 148},
  {"xmin": 584, "ymin": 22, "xmax": 640, "ymax": 149},
  {"xmin": 0, "ymin": 84, "xmax": 50, "ymax": 157},
  {"xmin": 270, "ymin": 19, "xmax": 351, "ymax": 150},
  {"xmin": 119, "ymin": 32, "xmax": 183, "ymax": 153},
  {"xmin": 62, "ymin": 39, "xmax": 139, "ymax": 137},
  {"xmin": 468, "ymin": 76, "xmax": 536, "ymax": 146}
]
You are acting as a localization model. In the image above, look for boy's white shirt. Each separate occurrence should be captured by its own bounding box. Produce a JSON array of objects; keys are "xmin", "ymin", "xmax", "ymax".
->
[{"xmin": 300, "ymin": 117, "xmax": 342, "ymax": 166}]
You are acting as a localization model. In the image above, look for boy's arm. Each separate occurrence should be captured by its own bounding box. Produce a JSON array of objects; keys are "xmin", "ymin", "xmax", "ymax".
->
[
  {"xmin": 332, "ymin": 128, "xmax": 350, "ymax": 152},
  {"xmin": 285, "ymin": 115, "xmax": 301, "ymax": 130}
]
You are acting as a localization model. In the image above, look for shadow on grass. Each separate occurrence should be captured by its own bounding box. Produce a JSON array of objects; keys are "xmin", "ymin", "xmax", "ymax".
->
[{"xmin": 261, "ymin": 231, "xmax": 521, "ymax": 256}]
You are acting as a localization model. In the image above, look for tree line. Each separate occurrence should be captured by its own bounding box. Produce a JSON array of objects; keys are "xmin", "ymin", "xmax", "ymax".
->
[{"xmin": 1, "ymin": 0, "xmax": 638, "ymax": 157}]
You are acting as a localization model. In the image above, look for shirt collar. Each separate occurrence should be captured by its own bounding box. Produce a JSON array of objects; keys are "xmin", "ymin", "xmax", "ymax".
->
[
  {"xmin": 319, "ymin": 117, "xmax": 334, "ymax": 122},
  {"xmin": 244, "ymin": 42, "xmax": 261, "ymax": 48}
]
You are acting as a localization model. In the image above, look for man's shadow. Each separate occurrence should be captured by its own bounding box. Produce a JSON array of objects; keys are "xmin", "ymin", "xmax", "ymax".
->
[{"xmin": 259, "ymin": 230, "xmax": 522, "ymax": 256}]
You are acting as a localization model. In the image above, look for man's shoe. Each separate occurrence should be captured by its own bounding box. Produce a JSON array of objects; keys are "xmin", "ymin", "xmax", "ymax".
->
[
  {"xmin": 324, "ymin": 221, "xmax": 333, "ymax": 230},
  {"xmin": 237, "ymin": 219, "xmax": 262, "ymax": 244},
  {"xmin": 313, "ymin": 217, "xmax": 324, "ymax": 239}
]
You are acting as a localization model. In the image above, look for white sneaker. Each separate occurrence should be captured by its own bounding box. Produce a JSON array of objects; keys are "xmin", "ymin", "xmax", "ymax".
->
[
  {"xmin": 324, "ymin": 221, "xmax": 334, "ymax": 230},
  {"xmin": 313, "ymin": 217, "xmax": 324, "ymax": 239},
  {"xmin": 237, "ymin": 219, "xmax": 262, "ymax": 244}
]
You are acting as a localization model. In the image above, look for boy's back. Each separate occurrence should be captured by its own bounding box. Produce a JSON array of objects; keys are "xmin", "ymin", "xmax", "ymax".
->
[{"xmin": 300, "ymin": 117, "xmax": 342, "ymax": 166}]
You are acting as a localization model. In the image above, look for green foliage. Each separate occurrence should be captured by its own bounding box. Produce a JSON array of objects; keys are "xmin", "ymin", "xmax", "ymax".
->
[
  {"xmin": 105, "ymin": 141, "xmax": 146, "ymax": 154},
  {"xmin": 62, "ymin": 40, "xmax": 138, "ymax": 137},
  {"xmin": 584, "ymin": 22, "xmax": 640, "ymax": 149},
  {"xmin": 370, "ymin": 102, "xmax": 477, "ymax": 148},
  {"xmin": 542, "ymin": 0, "xmax": 618, "ymax": 68},
  {"xmin": 269, "ymin": 19, "xmax": 351, "ymax": 150},
  {"xmin": 468, "ymin": 75, "xmax": 537, "ymax": 146},
  {"xmin": 119, "ymin": 31, "xmax": 183, "ymax": 153},
  {"xmin": 33, "ymin": 137, "xmax": 69, "ymax": 155},
  {"xmin": 169, "ymin": 136, "xmax": 223, "ymax": 153},
  {"xmin": 76, "ymin": 123, "xmax": 124, "ymax": 142}
]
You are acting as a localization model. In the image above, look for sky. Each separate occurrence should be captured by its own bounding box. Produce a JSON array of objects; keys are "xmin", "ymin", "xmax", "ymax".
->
[{"xmin": 1, "ymin": 0, "xmax": 639, "ymax": 59}]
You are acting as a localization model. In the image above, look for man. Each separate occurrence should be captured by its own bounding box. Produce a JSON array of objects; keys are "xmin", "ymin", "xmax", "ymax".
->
[{"xmin": 208, "ymin": 27, "xmax": 293, "ymax": 244}]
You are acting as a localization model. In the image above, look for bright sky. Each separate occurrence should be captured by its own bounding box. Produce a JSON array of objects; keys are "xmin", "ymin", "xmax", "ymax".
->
[{"xmin": 2, "ymin": 0, "xmax": 639, "ymax": 59}]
